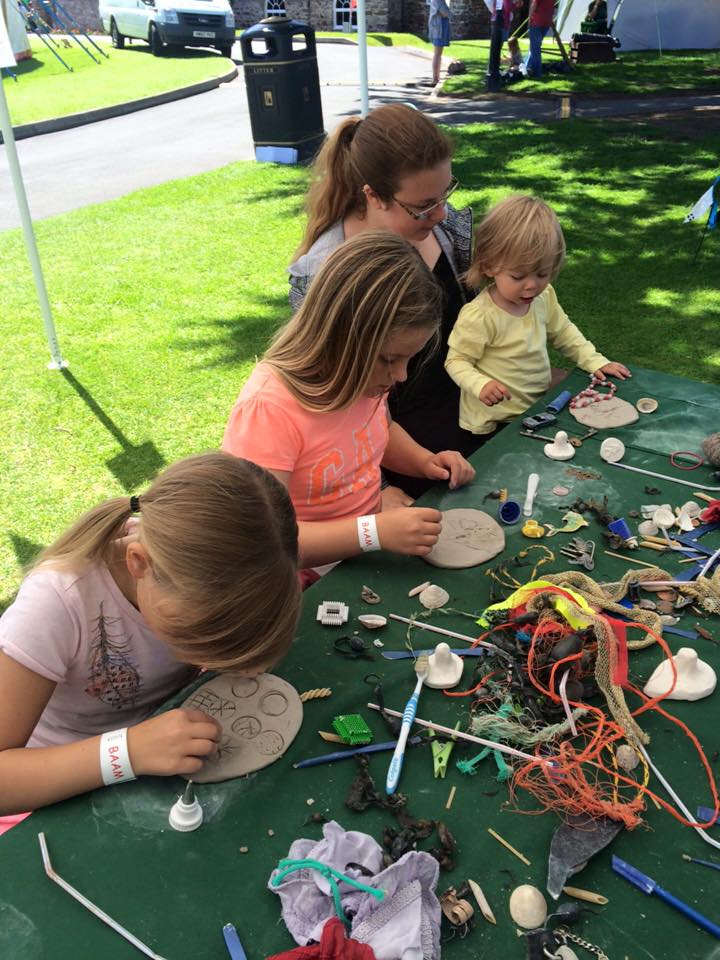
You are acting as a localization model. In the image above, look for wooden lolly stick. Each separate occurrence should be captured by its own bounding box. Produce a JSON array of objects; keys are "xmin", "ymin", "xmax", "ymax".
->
[
  {"xmin": 603, "ymin": 550, "xmax": 659, "ymax": 569},
  {"xmin": 487, "ymin": 827, "xmax": 530, "ymax": 866}
]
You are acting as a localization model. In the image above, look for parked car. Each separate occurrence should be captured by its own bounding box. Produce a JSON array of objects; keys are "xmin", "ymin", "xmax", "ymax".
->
[{"xmin": 99, "ymin": 0, "xmax": 236, "ymax": 58}]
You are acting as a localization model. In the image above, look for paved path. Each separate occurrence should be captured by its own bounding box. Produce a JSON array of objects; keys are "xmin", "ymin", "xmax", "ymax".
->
[{"xmin": 1, "ymin": 41, "xmax": 719, "ymax": 231}]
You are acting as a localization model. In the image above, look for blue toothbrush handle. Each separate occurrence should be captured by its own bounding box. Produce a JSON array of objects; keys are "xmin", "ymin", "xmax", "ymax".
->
[{"xmin": 386, "ymin": 693, "xmax": 419, "ymax": 794}]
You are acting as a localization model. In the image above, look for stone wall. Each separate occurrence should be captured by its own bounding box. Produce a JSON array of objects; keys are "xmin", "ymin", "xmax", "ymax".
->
[
  {"xmin": 403, "ymin": 0, "xmax": 491, "ymax": 40},
  {"xmin": 50, "ymin": 0, "xmax": 102, "ymax": 32}
]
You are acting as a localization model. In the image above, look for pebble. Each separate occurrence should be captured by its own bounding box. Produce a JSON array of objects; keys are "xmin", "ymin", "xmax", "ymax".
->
[
  {"xmin": 268, "ymin": 829, "xmax": 275, "ymax": 837},
  {"xmin": 306, "ymin": 798, "xmax": 315, "ymax": 806},
  {"xmin": 239, "ymin": 846, "xmax": 249, "ymax": 854}
]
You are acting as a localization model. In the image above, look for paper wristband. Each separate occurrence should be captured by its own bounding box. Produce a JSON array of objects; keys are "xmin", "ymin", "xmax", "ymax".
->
[
  {"xmin": 357, "ymin": 515, "xmax": 381, "ymax": 552},
  {"xmin": 99, "ymin": 728, "xmax": 137, "ymax": 786}
]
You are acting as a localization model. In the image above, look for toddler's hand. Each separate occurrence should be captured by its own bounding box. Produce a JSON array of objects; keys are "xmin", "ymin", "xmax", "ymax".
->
[
  {"xmin": 128, "ymin": 709, "xmax": 221, "ymax": 778},
  {"xmin": 479, "ymin": 380, "xmax": 512, "ymax": 405},
  {"xmin": 421, "ymin": 451, "xmax": 476, "ymax": 490},
  {"xmin": 594, "ymin": 362, "xmax": 631, "ymax": 380},
  {"xmin": 376, "ymin": 507, "xmax": 442, "ymax": 557},
  {"xmin": 381, "ymin": 484, "xmax": 414, "ymax": 510}
]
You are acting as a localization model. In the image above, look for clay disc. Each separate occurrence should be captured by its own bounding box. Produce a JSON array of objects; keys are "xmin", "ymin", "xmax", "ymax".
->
[
  {"xmin": 570, "ymin": 397, "xmax": 639, "ymax": 429},
  {"xmin": 180, "ymin": 673, "xmax": 303, "ymax": 783},
  {"xmin": 425, "ymin": 508, "xmax": 505, "ymax": 569}
]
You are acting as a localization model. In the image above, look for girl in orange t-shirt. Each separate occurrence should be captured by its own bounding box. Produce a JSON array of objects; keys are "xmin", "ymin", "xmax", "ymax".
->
[{"xmin": 223, "ymin": 231, "xmax": 475, "ymax": 570}]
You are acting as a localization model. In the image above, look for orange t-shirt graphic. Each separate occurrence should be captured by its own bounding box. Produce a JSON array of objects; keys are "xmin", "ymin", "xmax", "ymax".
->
[{"xmin": 222, "ymin": 364, "xmax": 388, "ymax": 521}]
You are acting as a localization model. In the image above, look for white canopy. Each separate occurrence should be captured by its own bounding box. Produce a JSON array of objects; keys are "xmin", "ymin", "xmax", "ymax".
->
[{"xmin": 558, "ymin": 0, "xmax": 720, "ymax": 52}]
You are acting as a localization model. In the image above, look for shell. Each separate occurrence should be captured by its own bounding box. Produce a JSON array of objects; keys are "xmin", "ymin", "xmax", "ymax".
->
[
  {"xmin": 408, "ymin": 580, "xmax": 431, "ymax": 598},
  {"xmin": 357, "ymin": 614, "xmax": 387, "ymax": 630},
  {"xmin": 419, "ymin": 584, "xmax": 449, "ymax": 609},
  {"xmin": 509, "ymin": 884, "xmax": 547, "ymax": 929},
  {"xmin": 616, "ymin": 743, "xmax": 639, "ymax": 771},
  {"xmin": 636, "ymin": 397, "xmax": 658, "ymax": 414},
  {"xmin": 361, "ymin": 584, "xmax": 381, "ymax": 604}
]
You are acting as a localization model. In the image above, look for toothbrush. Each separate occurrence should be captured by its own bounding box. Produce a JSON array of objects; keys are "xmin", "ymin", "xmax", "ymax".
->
[{"xmin": 386, "ymin": 655, "xmax": 429, "ymax": 795}]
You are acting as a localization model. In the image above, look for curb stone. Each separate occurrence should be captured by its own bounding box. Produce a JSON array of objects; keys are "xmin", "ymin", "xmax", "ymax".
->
[{"xmin": 0, "ymin": 65, "xmax": 238, "ymax": 144}]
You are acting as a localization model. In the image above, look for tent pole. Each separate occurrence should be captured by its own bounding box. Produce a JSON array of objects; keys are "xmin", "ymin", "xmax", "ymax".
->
[
  {"xmin": 654, "ymin": 0, "xmax": 662, "ymax": 55},
  {"xmin": 0, "ymin": 80, "xmax": 68, "ymax": 369},
  {"xmin": 356, "ymin": 0, "xmax": 369, "ymax": 117}
]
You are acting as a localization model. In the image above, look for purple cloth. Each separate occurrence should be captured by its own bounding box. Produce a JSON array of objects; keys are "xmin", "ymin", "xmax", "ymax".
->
[{"xmin": 268, "ymin": 821, "xmax": 441, "ymax": 960}]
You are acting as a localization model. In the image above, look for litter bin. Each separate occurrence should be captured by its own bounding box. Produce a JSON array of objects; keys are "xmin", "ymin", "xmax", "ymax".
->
[{"xmin": 240, "ymin": 16, "xmax": 326, "ymax": 163}]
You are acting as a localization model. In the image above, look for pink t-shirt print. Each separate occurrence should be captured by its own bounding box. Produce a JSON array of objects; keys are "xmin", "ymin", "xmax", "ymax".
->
[{"xmin": 222, "ymin": 364, "xmax": 388, "ymax": 522}]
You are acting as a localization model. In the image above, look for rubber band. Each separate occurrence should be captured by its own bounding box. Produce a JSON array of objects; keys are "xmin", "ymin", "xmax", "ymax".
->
[{"xmin": 670, "ymin": 451, "xmax": 705, "ymax": 470}]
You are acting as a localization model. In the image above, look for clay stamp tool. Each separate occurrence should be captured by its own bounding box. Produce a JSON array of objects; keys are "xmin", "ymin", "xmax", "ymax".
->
[
  {"xmin": 386, "ymin": 655, "xmax": 429, "ymax": 794},
  {"xmin": 388, "ymin": 614, "xmax": 499, "ymax": 652},
  {"xmin": 681, "ymin": 853, "xmax": 720, "ymax": 872},
  {"xmin": 294, "ymin": 736, "xmax": 423, "ymax": 769},
  {"xmin": 38, "ymin": 833, "xmax": 168, "ymax": 960},
  {"xmin": 612, "ymin": 855, "xmax": 720, "ymax": 938},
  {"xmin": 368, "ymin": 703, "xmax": 556, "ymax": 768},
  {"xmin": 223, "ymin": 922, "xmax": 248, "ymax": 960}
]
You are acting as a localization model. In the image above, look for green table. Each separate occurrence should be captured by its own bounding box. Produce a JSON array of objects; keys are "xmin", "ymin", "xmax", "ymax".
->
[{"xmin": 1, "ymin": 367, "xmax": 719, "ymax": 960}]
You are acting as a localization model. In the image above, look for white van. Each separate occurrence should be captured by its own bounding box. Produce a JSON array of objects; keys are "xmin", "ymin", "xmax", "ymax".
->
[{"xmin": 99, "ymin": 0, "xmax": 236, "ymax": 58}]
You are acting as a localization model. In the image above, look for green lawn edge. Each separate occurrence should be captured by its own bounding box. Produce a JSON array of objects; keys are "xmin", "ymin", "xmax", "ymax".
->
[{"xmin": 3, "ymin": 38, "xmax": 232, "ymax": 126}]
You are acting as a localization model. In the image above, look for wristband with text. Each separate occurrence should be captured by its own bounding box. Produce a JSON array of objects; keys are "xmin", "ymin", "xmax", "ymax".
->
[
  {"xmin": 99, "ymin": 728, "xmax": 137, "ymax": 786},
  {"xmin": 357, "ymin": 514, "xmax": 381, "ymax": 552}
]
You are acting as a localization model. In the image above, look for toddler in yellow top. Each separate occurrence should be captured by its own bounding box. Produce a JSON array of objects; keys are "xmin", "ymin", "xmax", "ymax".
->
[{"xmin": 445, "ymin": 195, "xmax": 630, "ymax": 436}]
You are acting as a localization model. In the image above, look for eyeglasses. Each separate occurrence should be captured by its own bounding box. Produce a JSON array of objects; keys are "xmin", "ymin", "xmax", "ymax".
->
[{"xmin": 392, "ymin": 176, "xmax": 459, "ymax": 221}]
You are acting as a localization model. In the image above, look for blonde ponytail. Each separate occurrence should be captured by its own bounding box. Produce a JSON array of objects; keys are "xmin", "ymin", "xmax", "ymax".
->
[{"xmin": 35, "ymin": 454, "xmax": 301, "ymax": 674}]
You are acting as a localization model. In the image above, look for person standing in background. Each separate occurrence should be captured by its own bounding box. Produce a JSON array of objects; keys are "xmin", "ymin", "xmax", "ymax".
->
[
  {"xmin": 429, "ymin": 0, "xmax": 451, "ymax": 87},
  {"xmin": 525, "ymin": 0, "xmax": 555, "ymax": 77}
]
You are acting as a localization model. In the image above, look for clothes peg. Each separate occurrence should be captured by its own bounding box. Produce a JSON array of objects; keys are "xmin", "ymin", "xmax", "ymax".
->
[{"xmin": 430, "ymin": 724, "xmax": 460, "ymax": 778}]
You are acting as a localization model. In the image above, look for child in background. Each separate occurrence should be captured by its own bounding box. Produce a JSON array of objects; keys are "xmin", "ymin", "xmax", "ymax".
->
[
  {"xmin": 0, "ymin": 453, "xmax": 300, "ymax": 817},
  {"xmin": 445, "ymin": 195, "xmax": 630, "ymax": 438},
  {"xmin": 223, "ymin": 231, "xmax": 476, "ymax": 571}
]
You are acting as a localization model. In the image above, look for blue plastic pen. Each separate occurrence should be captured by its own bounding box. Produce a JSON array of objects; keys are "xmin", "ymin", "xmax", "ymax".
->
[
  {"xmin": 612, "ymin": 855, "xmax": 720, "ymax": 939},
  {"xmin": 223, "ymin": 923, "xmax": 248, "ymax": 960}
]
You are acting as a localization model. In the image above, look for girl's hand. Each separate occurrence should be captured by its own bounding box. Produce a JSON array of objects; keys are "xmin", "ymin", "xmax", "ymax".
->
[
  {"xmin": 381, "ymin": 484, "xmax": 415, "ymax": 510},
  {"xmin": 376, "ymin": 507, "xmax": 442, "ymax": 556},
  {"xmin": 422, "ymin": 451, "xmax": 476, "ymax": 490},
  {"xmin": 128, "ymin": 709, "xmax": 221, "ymax": 777},
  {"xmin": 594, "ymin": 362, "xmax": 631, "ymax": 380},
  {"xmin": 479, "ymin": 380, "xmax": 512, "ymax": 405}
]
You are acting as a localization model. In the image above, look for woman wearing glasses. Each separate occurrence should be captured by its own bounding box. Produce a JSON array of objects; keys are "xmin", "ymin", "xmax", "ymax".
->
[{"xmin": 288, "ymin": 103, "xmax": 475, "ymax": 500}]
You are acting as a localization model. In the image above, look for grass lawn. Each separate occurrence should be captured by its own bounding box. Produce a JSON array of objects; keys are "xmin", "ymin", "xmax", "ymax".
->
[
  {"xmin": 313, "ymin": 31, "xmax": 431, "ymax": 50},
  {"xmin": 1, "ymin": 116, "xmax": 719, "ymax": 603},
  {"xmin": 2, "ymin": 37, "xmax": 232, "ymax": 126},
  {"xmin": 442, "ymin": 43, "xmax": 720, "ymax": 97}
]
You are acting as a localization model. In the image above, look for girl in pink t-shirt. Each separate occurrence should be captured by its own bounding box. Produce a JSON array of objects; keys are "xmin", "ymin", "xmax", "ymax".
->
[
  {"xmin": 223, "ymin": 231, "xmax": 476, "ymax": 569},
  {"xmin": 0, "ymin": 453, "xmax": 300, "ymax": 818}
]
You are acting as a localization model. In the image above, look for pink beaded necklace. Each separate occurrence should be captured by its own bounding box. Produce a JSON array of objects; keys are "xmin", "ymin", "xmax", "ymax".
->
[{"xmin": 569, "ymin": 375, "xmax": 617, "ymax": 410}]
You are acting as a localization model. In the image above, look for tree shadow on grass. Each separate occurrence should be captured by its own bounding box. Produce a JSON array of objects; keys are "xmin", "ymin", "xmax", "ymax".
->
[
  {"xmin": 59, "ymin": 370, "xmax": 167, "ymax": 491},
  {"xmin": 0, "ymin": 535, "xmax": 46, "ymax": 613},
  {"xmin": 172, "ymin": 292, "xmax": 292, "ymax": 370}
]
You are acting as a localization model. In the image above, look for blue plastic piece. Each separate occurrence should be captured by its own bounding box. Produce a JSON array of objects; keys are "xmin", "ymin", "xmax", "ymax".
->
[{"xmin": 546, "ymin": 389, "xmax": 572, "ymax": 413}]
